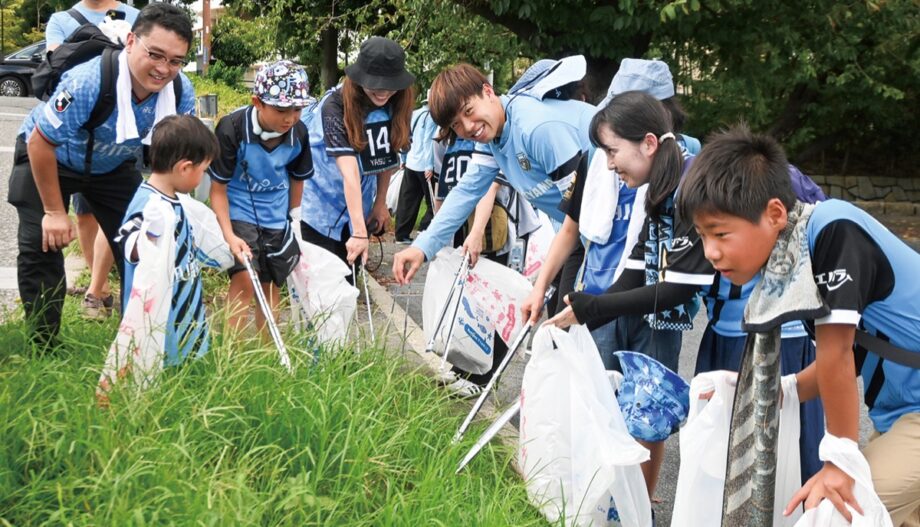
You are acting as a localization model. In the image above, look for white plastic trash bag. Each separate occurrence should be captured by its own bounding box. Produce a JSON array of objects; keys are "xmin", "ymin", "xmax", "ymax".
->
[
  {"xmin": 97, "ymin": 196, "xmax": 176, "ymax": 405},
  {"xmin": 386, "ymin": 168, "xmax": 404, "ymax": 214},
  {"xmin": 287, "ymin": 238, "xmax": 359, "ymax": 346},
  {"xmin": 520, "ymin": 325, "xmax": 652, "ymax": 527},
  {"xmin": 523, "ymin": 211, "xmax": 555, "ymax": 283},
  {"xmin": 422, "ymin": 247, "xmax": 532, "ymax": 374},
  {"xmin": 177, "ymin": 193, "xmax": 234, "ymax": 270},
  {"xmin": 672, "ymin": 371, "xmax": 804, "ymax": 527},
  {"xmin": 793, "ymin": 434, "xmax": 893, "ymax": 527}
]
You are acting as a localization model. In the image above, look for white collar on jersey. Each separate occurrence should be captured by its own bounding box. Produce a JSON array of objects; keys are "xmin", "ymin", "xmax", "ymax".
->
[{"xmin": 250, "ymin": 106, "xmax": 285, "ymax": 141}]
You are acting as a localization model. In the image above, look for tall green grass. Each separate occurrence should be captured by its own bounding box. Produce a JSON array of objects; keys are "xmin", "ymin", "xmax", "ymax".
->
[{"xmin": 0, "ymin": 300, "xmax": 544, "ymax": 526}]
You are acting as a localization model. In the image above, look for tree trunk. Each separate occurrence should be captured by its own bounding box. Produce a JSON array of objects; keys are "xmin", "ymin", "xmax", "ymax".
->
[{"xmin": 320, "ymin": 25, "xmax": 339, "ymax": 91}]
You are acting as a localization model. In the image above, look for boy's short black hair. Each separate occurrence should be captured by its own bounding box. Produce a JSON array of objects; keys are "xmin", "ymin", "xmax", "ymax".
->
[
  {"xmin": 132, "ymin": 2, "xmax": 194, "ymax": 45},
  {"xmin": 149, "ymin": 115, "xmax": 219, "ymax": 173},
  {"xmin": 677, "ymin": 124, "xmax": 796, "ymax": 224}
]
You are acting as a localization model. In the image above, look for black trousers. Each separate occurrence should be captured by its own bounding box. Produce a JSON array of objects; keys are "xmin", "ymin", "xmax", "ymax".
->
[
  {"xmin": 394, "ymin": 168, "xmax": 433, "ymax": 240},
  {"xmin": 7, "ymin": 136, "xmax": 142, "ymax": 347}
]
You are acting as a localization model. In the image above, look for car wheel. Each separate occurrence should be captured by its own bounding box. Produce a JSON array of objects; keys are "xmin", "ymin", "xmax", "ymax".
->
[{"xmin": 0, "ymin": 76, "xmax": 27, "ymax": 97}]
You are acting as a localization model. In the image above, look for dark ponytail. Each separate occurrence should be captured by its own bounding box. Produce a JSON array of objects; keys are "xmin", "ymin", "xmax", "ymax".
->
[{"xmin": 590, "ymin": 91, "xmax": 683, "ymax": 219}]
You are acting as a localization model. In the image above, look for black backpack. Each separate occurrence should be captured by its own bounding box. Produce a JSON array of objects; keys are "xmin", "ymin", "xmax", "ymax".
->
[
  {"xmin": 31, "ymin": 9, "xmax": 182, "ymax": 174},
  {"xmin": 31, "ymin": 9, "xmax": 120, "ymax": 101}
]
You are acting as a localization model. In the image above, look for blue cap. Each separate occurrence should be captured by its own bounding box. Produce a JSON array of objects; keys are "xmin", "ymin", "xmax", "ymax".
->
[
  {"xmin": 598, "ymin": 58, "xmax": 675, "ymax": 109},
  {"xmin": 510, "ymin": 59, "xmax": 557, "ymax": 94},
  {"xmin": 614, "ymin": 350, "xmax": 690, "ymax": 442}
]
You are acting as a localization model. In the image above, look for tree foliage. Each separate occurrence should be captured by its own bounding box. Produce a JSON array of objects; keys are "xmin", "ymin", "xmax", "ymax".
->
[
  {"xmin": 454, "ymin": 0, "xmax": 920, "ymax": 174},
  {"xmin": 210, "ymin": 14, "xmax": 271, "ymax": 68}
]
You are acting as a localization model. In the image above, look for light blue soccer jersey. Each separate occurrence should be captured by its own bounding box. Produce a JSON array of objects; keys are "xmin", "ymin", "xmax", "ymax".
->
[
  {"xmin": 117, "ymin": 183, "xmax": 209, "ymax": 366},
  {"xmin": 578, "ymin": 182, "xmax": 637, "ymax": 295},
  {"xmin": 208, "ymin": 106, "xmax": 313, "ymax": 229},
  {"xmin": 404, "ymin": 106, "xmax": 438, "ymax": 171},
  {"xmin": 18, "ymin": 55, "xmax": 196, "ymax": 175},
  {"xmin": 413, "ymin": 94, "xmax": 596, "ymax": 260},
  {"xmin": 807, "ymin": 199, "xmax": 920, "ymax": 432},
  {"xmin": 45, "ymin": 2, "xmax": 140, "ymax": 46},
  {"xmin": 300, "ymin": 87, "xmax": 400, "ymax": 241}
]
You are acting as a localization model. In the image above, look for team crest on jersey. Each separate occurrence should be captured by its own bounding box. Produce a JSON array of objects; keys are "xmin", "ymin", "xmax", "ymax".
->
[
  {"xmin": 516, "ymin": 152, "xmax": 531, "ymax": 171},
  {"xmin": 53, "ymin": 90, "xmax": 73, "ymax": 113}
]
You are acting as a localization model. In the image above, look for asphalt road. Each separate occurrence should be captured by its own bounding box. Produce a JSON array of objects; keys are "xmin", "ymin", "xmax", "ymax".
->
[{"xmin": 0, "ymin": 96, "xmax": 39, "ymax": 269}]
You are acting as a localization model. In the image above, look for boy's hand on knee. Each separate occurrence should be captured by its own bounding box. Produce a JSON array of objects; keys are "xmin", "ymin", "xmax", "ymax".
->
[{"xmin": 785, "ymin": 462, "xmax": 861, "ymax": 521}]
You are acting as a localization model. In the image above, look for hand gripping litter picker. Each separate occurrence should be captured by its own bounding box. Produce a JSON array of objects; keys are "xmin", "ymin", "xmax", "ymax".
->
[
  {"xmin": 242, "ymin": 253, "xmax": 292, "ymax": 372},
  {"xmin": 453, "ymin": 284, "xmax": 556, "ymax": 443},
  {"xmin": 424, "ymin": 253, "xmax": 472, "ymax": 376},
  {"xmin": 353, "ymin": 263, "xmax": 376, "ymax": 345},
  {"xmin": 456, "ymin": 399, "xmax": 520, "ymax": 474}
]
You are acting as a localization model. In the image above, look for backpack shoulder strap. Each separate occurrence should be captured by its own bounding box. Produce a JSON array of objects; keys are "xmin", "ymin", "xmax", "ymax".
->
[
  {"xmin": 855, "ymin": 331, "xmax": 920, "ymax": 369},
  {"xmin": 81, "ymin": 47, "xmax": 118, "ymax": 175},
  {"xmin": 172, "ymin": 75, "xmax": 183, "ymax": 112},
  {"xmin": 67, "ymin": 8, "xmax": 92, "ymax": 27}
]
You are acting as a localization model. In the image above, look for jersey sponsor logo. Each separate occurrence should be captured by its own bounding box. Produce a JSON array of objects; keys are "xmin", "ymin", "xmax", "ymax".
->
[
  {"xmin": 53, "ymin": 90, "xmax": 73, "ymax": 113},
  {"xmin": 814, "ymin": 269, "xmax": 854, "ymax": 291},
  {"xmin": 670, "ymin": 236, "xmax": 693, "ymax": 253},
  {"xmin": 516, "ymin": 152, "xmax": 531, "ymax": 171}
]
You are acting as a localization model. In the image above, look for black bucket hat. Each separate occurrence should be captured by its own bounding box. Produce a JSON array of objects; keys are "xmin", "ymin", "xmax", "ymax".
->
[{"xmin": 345, "ymin": 36, "xmax": 415, "ymax": 91}]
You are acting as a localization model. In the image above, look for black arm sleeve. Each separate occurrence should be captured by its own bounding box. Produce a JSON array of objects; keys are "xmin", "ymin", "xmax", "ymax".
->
[{"xmin": 569, "ymin": 281, "xmax": 699, "ymax": 326}]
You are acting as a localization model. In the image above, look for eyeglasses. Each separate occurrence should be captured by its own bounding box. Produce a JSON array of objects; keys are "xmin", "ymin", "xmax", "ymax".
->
[{"xmin": 136, "ymin": 36, "xmax": 189, "ymax": 69}]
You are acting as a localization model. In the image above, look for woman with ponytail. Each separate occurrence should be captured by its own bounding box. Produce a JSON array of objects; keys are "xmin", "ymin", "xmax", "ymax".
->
[
  {"xmin": 300, "ymin": 37, "xmax": 415, "ymax": 268},
  {"xmin": 545, "ymin": 90, "xmax": 713, "ymax": 498}
]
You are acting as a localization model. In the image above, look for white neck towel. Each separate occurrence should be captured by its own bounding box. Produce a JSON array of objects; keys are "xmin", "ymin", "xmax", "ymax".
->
[
  {"xmin": 115, "ymin": 49, "xmax": 177, "ymax": 145},
  {"xmin": 579, "ymin": 148, "xmax": 620, "ymax": 244}
]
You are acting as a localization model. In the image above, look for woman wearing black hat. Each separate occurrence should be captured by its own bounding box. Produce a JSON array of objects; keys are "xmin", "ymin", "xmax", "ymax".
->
[{"xmin": 300, "ymin": 36, "xmax": 415, "ymax": 269}]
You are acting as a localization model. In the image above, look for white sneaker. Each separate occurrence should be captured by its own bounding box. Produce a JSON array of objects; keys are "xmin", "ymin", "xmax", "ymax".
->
[{"xmin": 446, "ymin": 377, "xmax": 483, "ymax": 399}]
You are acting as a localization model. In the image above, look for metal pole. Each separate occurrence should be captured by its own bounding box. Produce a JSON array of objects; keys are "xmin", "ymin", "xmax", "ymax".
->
[
  {"xmin": 242, "ymin": 254, "xmax": 292, "ymax": 372},
  {"xmin": 453, "ymin": 285, "xmax": 555, "ymax": 443},
  {"xmin": 456, "ymin": 400, "xmax": 520, "ymax": 474}
]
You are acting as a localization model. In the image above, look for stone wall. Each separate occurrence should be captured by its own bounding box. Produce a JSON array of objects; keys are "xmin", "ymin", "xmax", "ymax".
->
[{"xmin": 812, "ymin": 175, "xmax": 920, "ymax": 203}]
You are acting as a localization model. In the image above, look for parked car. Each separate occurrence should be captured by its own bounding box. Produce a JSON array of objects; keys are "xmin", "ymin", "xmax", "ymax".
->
[{"xmin": 0, "ymin": 40, "xmax": 46, "ymax": 97}]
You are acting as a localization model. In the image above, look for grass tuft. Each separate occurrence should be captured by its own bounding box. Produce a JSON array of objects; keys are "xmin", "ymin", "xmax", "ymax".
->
[{"xmin": 0, "ymin": 298, "xmax": 544, "ymax": 526}]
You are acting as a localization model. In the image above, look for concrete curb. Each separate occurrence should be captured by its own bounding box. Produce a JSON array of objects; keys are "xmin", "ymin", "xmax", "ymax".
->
[{"xmin": 363, "ymin": 274, "xmax": 524, "ymax": 477}]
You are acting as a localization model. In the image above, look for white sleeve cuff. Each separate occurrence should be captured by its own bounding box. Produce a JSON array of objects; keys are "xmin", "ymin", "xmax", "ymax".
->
[
  {"xmin": 663, "ymin": 270, "xmax": 714, "ymax": 286},
  {"xmin": 625, "ymin": 258, "xmax": 645, "ymax": 270},
  {"xmin": 815, "ymin": 309, "xmax": 861, "ymax": 326}
]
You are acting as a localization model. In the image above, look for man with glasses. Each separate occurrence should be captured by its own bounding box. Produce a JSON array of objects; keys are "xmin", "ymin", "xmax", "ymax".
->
[
  {"xmin": 8, "ymin": 3, "xmax": 196, "ymax": 349},
  {"xmin": 45, "ymin": 0, "xmax": 141, "ymax": 321}
]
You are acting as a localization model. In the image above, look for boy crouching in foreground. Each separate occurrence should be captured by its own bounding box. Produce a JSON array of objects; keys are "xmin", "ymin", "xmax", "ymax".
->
[
  {"xmin": 677, "ymin": 125, "xmax": 919, "ymax": 525},
  {"xmin": 117, "ymin": 115, "xmax": 221, "ymax": 365}
]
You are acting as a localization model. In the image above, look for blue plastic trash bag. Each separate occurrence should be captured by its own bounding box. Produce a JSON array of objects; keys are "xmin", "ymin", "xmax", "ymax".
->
[{"xmin": 614, "ymin": 350, "xmax": 691, "ymax": 442}]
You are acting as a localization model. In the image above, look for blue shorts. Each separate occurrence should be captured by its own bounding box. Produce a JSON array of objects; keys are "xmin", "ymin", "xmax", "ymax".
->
[{"xmin": 695, "ymin": 323, "xmax": 825, "ymax": 483}]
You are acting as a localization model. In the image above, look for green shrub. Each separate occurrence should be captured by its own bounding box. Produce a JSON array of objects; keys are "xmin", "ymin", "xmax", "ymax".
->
[{"xmin": 188, "ymin": 73, "xmax": 252, "ymax": 118}]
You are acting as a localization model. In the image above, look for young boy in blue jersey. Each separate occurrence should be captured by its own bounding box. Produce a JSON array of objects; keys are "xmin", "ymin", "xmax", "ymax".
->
[
  {"xmin": 9, "ymin": 2, "xmax": 196, "ymax": 349},
  {"xmin": 392, "ymin": 60, "xmax": 595, "ymax": 310},
  {"xmin": 209, "ymin": 60, "xmax": 313, "ymax": 336},
  {"xmin": 117, "ymin": 115, "xmax": 219, "ymax": 364},
  {"xmin": 676, "ymin": 125, "xmax": 920, "ymax": 525}
]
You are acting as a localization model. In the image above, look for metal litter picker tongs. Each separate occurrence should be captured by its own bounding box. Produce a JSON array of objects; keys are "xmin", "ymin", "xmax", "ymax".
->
[
  {"xmin": 242, "ymin": 253, "xmax": 292, "ymax": 372},
  {"xmin": 453, "ymin": 285, "xmax": 556, "ymax": 443}
]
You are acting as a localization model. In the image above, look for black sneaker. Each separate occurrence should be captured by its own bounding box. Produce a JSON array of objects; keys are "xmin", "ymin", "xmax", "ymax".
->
[{"xmin": 395, "ymin": 238, "xmax": 413, "ymax": 245}]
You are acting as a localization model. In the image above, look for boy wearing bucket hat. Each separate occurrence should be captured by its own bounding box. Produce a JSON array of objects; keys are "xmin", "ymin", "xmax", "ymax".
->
[
  {"xmin": 209, "ymin": 60, "xmax": 314, "ymax": 336},
  {"xmin": 300, "ymin": 36, "xmax": 415, "ymax": 269}
]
